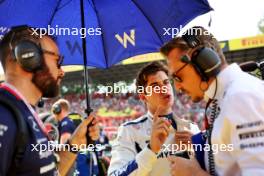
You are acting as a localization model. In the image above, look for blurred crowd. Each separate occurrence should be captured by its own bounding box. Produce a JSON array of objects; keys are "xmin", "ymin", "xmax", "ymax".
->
[{"xmin": 39, "ymin": 91, "xmax": 205, "ymax": 140}]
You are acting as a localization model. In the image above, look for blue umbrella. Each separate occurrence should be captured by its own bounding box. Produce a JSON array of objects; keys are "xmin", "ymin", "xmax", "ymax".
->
[
  {"xmin": 0, "ymin": 0, "xmax": 212, "ymax": 114},
  {"xmin": 0, "ymin": 0, "xmax": 212, "ymax": 68}
]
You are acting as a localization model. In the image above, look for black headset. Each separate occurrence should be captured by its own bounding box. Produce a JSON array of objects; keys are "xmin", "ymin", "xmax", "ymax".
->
[
  {"xmin": 52, "ymin": 104, "xmax": 62, "ymax": 115},
  {"xmin": 181, "ymin": 31, "xmax": 222, "ymax": 81},
  {"xmin": 8, "ymin": 25, "xmax": 43, "ymax": 72}
]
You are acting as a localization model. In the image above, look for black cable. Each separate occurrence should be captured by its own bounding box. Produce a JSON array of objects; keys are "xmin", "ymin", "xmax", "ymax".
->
[
  {"xmin": 207, "ymin": 99, "xmax": 218, "ymax": 176},
  {"xmin": 204, "ymin": 78, "xmax": 218, "ymax": 176}
]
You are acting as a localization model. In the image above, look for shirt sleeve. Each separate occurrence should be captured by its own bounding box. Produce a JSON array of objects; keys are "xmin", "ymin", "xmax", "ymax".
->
[
  {"xmin": 223, "ymin": 92, "xmax": 264, "ymax": 175},
  {"xmin": 0, "ymin": 105, "xmax": 17, "ymax": 175},
  {"xmin": 60, "ymin": 118, "xmax": 75, "ymax": 135},
  {"xmin": 107, "ymin": 125, "xmax": 157, "ymax": 176}
]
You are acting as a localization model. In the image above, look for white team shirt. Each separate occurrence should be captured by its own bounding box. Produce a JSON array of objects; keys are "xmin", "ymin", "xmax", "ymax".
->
[
  {"xmin": 204, "ymin": 63, "xmax": 264, "ymax": 175},
  {"xmin": 108, "ymin": 112, "xmax": 200, "ymax": 176}
]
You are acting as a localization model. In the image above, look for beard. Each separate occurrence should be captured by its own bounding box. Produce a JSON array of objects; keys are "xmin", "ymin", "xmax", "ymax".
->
[
  {"xmin": 32, "ymin": 63, "xmax": 61, "ymax": 98},
  {"xmin": 179, "ymin": 88, "xmax": 203, "ymax": 103},
  {"xmin": 192, "ymin": 96, "xmax": 203, "ymax": 103}
]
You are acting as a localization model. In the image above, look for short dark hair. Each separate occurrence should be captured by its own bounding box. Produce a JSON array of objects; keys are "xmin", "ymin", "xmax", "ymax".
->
[
  {"xmin": 136, "ymin": 61, "xmax": 168, "ymax": 92},
  {"xmin": 160, "ymin": 26, "xmax": 226, "ymax": 64}
]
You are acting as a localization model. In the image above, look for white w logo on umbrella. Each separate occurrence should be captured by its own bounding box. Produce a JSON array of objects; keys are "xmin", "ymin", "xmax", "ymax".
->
[{"xmin": 115, "ymin": 29, "xmax": 135, "ymax": 48}]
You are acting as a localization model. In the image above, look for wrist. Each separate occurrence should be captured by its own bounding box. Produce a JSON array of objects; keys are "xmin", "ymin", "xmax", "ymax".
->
[
  {"xmin": 68, "ymin": 136, "xmax": 82, "ymax": 148},
  {"xmin": 66, "ymin": 140, "xmax": 79, "ymax": 154}
]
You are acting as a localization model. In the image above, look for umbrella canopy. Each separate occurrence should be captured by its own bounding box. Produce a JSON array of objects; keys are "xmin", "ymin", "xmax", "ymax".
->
[
  {"xmin": 0, "ymin": 0, "xmax": 212, "ymax": 115},
  {"xmin": 0, "ymin": 0, "xmax": 212, "ymax": 68}
]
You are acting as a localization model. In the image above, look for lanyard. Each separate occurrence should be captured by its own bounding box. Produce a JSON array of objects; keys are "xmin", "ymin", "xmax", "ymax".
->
[{"xmin": 0, "ymin": 82, "xmax": 48, "ymax": 136}]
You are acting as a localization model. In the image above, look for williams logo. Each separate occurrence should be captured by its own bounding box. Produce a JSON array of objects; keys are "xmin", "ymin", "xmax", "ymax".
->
[{"xmin": 115, "ymin": 29, "xmax": 135, "ymax": 48}]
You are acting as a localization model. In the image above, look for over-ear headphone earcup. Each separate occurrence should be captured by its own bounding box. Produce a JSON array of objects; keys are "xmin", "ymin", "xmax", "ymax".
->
[
  {"xmin": 13, "ymin": 40, "xmax": 43, "ymax": 72},
  {"xmin": 182, "ymin": 31, "xmax": 222, "ymax": 81},
  {"xmin": 181, "ymin": 55, "xmax": 208, "ymax": 81},
  {"xmin": 53, "ymin": 104, "xmax": 61, "ymax": 115},
  {"xmin": 192, "ymin": 47, "xmax": 221, "ymax": 78}
]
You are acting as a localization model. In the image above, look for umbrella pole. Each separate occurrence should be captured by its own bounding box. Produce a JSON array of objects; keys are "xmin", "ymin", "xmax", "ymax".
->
[{"xmin": 80, "ymin": 0, "xmax": 93, "ymax": 116}]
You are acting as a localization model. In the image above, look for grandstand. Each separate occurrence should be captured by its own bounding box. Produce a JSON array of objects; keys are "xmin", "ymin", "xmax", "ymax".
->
[
  {"xmin": 59, "ymin": 34, "xmax": 264, "ymax": 138},
  {"xmin": 1, "ymin": 35, "xmax": 264, "ymax": 139},
  {"xmin": 62, "ymin": 34, "xmax": 264, "ymax": 85}
]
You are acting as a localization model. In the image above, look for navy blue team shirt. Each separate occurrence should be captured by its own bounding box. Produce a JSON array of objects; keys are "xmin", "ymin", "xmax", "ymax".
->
[
  {"xmin": 58, "ymin": 117, "xmax": 76, "ymax": 143},
  {"xmin": 0, "ymin": 85, "xmax": 57, "ymax": 176}
]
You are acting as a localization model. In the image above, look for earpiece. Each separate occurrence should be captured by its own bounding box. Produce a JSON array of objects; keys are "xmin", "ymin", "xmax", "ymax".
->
[
  {"xmin": 9, "ymin": 26, "xmax": 43, "ymax": 72},
  {"xmin": 181, "ymin": 31, "xmax": 222, "ymax": 81},
  {"xmin": 52, "ymin": 104, "xmax": 61, "ymax": 115}
]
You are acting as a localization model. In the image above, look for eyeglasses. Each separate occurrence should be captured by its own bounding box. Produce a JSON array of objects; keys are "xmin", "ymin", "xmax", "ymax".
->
[
  {"xmin": 171, "ymin": 57, "xmax": 189, "ymax": 83},
  {"xmin": 42, "ymin": 49, "xmax": 64, "ymax": 68}
]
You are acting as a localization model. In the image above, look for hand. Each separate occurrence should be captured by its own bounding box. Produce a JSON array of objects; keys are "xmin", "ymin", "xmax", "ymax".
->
[
  {"xmin": 168, "ymin": 156, "xmax": 207, "ymax": 176},
  {"xmin": 69, "ymin": 113, "xmax": 99, "ymax": 148},
  {"xmin": 88, "ymin": 118, "xmax": 100, "ymax": 141},
  {"xmin": 149, "ymin": 106, "xmax": 171, "ymax": 153},
  {"xmin": 174, "ymin": 131, "xmax": 193, "ymax": 151}
]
